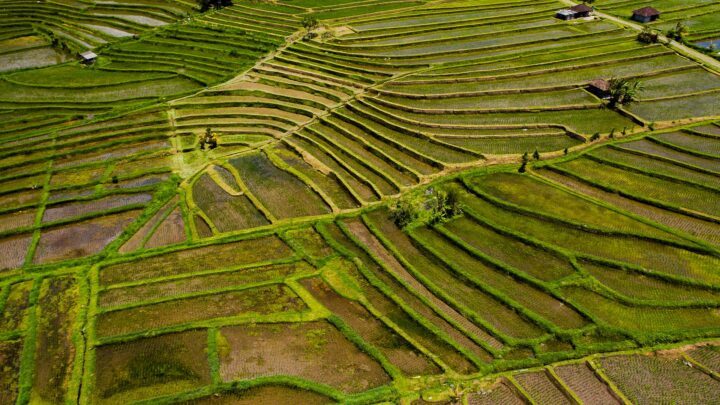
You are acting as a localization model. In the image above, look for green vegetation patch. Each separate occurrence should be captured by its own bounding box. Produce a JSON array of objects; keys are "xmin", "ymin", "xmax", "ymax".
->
[
  {"xmin": 94, "ymin": 330, "xmax": 212, "ymax": 404},
  {"xmin": 100, "ymin": 235, "xmax": 293, "ymax": 285}
]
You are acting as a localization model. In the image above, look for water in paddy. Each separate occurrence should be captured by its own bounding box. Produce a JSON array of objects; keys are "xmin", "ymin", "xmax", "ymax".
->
[{"xmin": 695, "ymin": 38, "xmax": 720, "ymax": 52}]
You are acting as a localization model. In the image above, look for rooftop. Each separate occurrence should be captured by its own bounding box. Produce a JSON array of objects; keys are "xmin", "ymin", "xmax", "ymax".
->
[
  {"xmin": 633, "ymin": 6, "xmax": 660, "ymax": 17},
  {"xmin": 570, "ymin": 4, "xmax": 593, "ymax": 13},
  {"xmin": 80, "ymin": 51, "xmax": 98, "ymax": 60},
  {"xmin": 588, "ymin": 78, "xmax": 610, "ymax": 91}
]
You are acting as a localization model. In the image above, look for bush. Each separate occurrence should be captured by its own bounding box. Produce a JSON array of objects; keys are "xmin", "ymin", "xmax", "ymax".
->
[{"xmin": 637, "ymin": 28, "xmax": 659, "ymax": 44}]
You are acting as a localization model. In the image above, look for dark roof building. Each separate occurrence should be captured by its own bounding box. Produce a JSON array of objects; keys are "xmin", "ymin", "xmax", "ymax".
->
[
  {"xmin": 587, "ymin": 79, "xmax": 611, "ymax": 99},
  {"xmin": 570, "ymin": 4, "xmax": 593, "ymax": 14},
  {"xmin": 556, "ymin": 4, "xmax": 593, "ymax": 20},
  {"xmin": 632, "ymin": 7, "xmax": 660, "ymax": 23}
]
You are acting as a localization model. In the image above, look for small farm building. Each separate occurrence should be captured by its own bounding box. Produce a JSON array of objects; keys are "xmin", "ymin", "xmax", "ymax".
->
[
  {"xmin": 632, "ymin": 7, "xmax": 660, "ymax": 23},
  {"xmin": 80, "ymin": 51, "xmax": 97, "ymax": 64},
  {"xmin": 587, "ymin": 79, "xmax": 611, "ymax": 99},
  {"xmin": 556, "ymin": 9, "xmax": 575, "ymax": 20},
  {"xmin": 556, "ymin": 4, "xmax": 593, "ymax": 20},
  {"xmin": 570, "ymin": 4, "xmax": 593, "ymax": 17}
]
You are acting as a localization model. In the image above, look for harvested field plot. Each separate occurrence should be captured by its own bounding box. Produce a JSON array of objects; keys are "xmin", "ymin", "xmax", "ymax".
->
[
  {"xmin": 33, "ymin": 209, "xmax": 142, "ymax": 264},
  {"xmin": 599, "ymin": 353, "xmax": 720, "ymax": 404},
  {"xmin": 0, "ymin": 234, "xmax": 32, "ymax": 271},
  {"xmin": 219, "ymin": 321, "xmax": 391, "ymax": 392},
  {"xmin": 466, "ymin": 378, "xmax": 524, "ymax": 404},
  {"xmin": 302, "ymin": 276, "xmax": 442, "ymax": 376},
  {"xmin": 96, "ymin": 284, "xmax": 305, "ymax": 337},
  {"xmin": 3, "ymin": 0, "xmax": 720, "ymax": 401},
  {"xmin": 513, "ymin": 370, "xmax": 572, "ymax": 405},
  {"xmin": 191, "ymin": 172, "xmax": 269, "ymax": 233},
  {"xmin": 554, "ymin": 362, "xmax": 621, "ymax": 405},
  {"xmin": 229, "ymin": 153, "xmax": 331, "ymax": 219}
]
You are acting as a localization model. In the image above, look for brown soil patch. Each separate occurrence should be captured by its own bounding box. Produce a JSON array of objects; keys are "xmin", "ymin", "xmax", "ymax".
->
[
  {"xmin": 219, "ymin": 321, "xmax": 391, "ymax": 393},
  {"xmin": 302, "ymin": 277, "xmax": 440, "ymax": 376},
  {"xmin": 514, "ymin": 370, "xmax": 572, "ymax": 405},
  {"xmin": 42, "ymin": 193, "xmax": 151, "ymax": 223},
  {"xmin": 0, "ymin": 209, "xmax": 35, "ymax": 233},
  {"xmin": 120, "ymin": 199, "xmax": 177, "ymax": 254},
  {"xmin": 467, "ymin": 378, "xmax": 524, "ymax": 405},
  {"xmin": 0, "ymin": 234, "xmax": 32, "ymax": 271},
  {"xmin": 554, "ymin": 362, "xmax": 620, "ymax": 404},
  {"xmin": 33, "ymin": 209, "xmax": 142, "ymax": 264},
  {"xmin": 599, "ymin": 353, "xmax": 720, "ymax": 403},
  {"xmin": 194, "ymin": 215, "xmax": 213, "ymax": 238},
  {"xmin": 144, "ymin": 206, "xmax": 186, "ymax": 249},
  {"xmin": 192, "ymin": 173, "xmax": 269, "ymax": 233}
]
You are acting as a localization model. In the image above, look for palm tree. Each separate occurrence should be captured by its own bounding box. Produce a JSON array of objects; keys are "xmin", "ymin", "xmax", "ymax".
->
[
  {"xmin": 667, "ymin": 21, "xmax": 689, "ymax": 41},
  {"xmin": 607, "ymin": 78, "xmax": 643, "ymax": 107}
]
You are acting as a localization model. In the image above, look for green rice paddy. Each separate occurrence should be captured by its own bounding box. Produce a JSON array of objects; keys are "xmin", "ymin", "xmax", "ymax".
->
[{"xmin": 1, "ymin": 0, "xmax": 720, "ymax": 403}]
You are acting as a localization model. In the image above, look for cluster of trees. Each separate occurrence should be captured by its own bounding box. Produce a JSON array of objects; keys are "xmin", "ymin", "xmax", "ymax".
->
[
  {"xmin": 34, "ymin": 26, "xmax": 75, "ymax": 55},
  {"xmin": 199, "ymin": 0, "xmax": 232, "ymax": 12},
  {"xmin": 199, "ymin": 127, "xmax": 218, "ymax": 150},
  {"xmin": 518, "ymin": 150, "xmax": 541, "ymax": 173},
  {"xmin": 666, "ymin": 21, "xmax": 689, "ymax": 41},
  {"xmin": 390, "ymin": 187, "xmax": 462, "ymax": 229},
  {"xmin": 302, "ymin": 16, "xmax": 319, "ymax": 30},
  {"xmin": 302, "ymin": 16, "xmax": 319, "ymax": 40},
  {"xmin": 638, "ymin": 22, "xmax": 688, "ymax": 43},
  {"xmin": 637, "ymin": 27, "xmax": 659, "ymax": 43}
]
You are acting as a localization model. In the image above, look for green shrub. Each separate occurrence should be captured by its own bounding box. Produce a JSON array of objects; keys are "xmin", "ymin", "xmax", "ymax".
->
[
  {"xmin": 302, "ymin": 15, "xmax": 319, "ymax": 31},
  {"xmin": 390, "ymin": 187, "xmax": 462, "ymax": 229}
]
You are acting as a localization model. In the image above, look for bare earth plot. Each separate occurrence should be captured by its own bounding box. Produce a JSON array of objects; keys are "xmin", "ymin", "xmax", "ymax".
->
[{"xmin": 1, "ymin": 0, "xmax": 720, "ymax": 403}]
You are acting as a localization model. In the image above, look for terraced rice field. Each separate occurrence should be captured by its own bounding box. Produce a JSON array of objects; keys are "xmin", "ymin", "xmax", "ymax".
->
[
  {"xmin": 1, "ymin": 0, "xmax": 720, "ymax": 403},
  {"xmin": 594, "ymin": 0, "xmax": 720, "ymax": 52}
]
